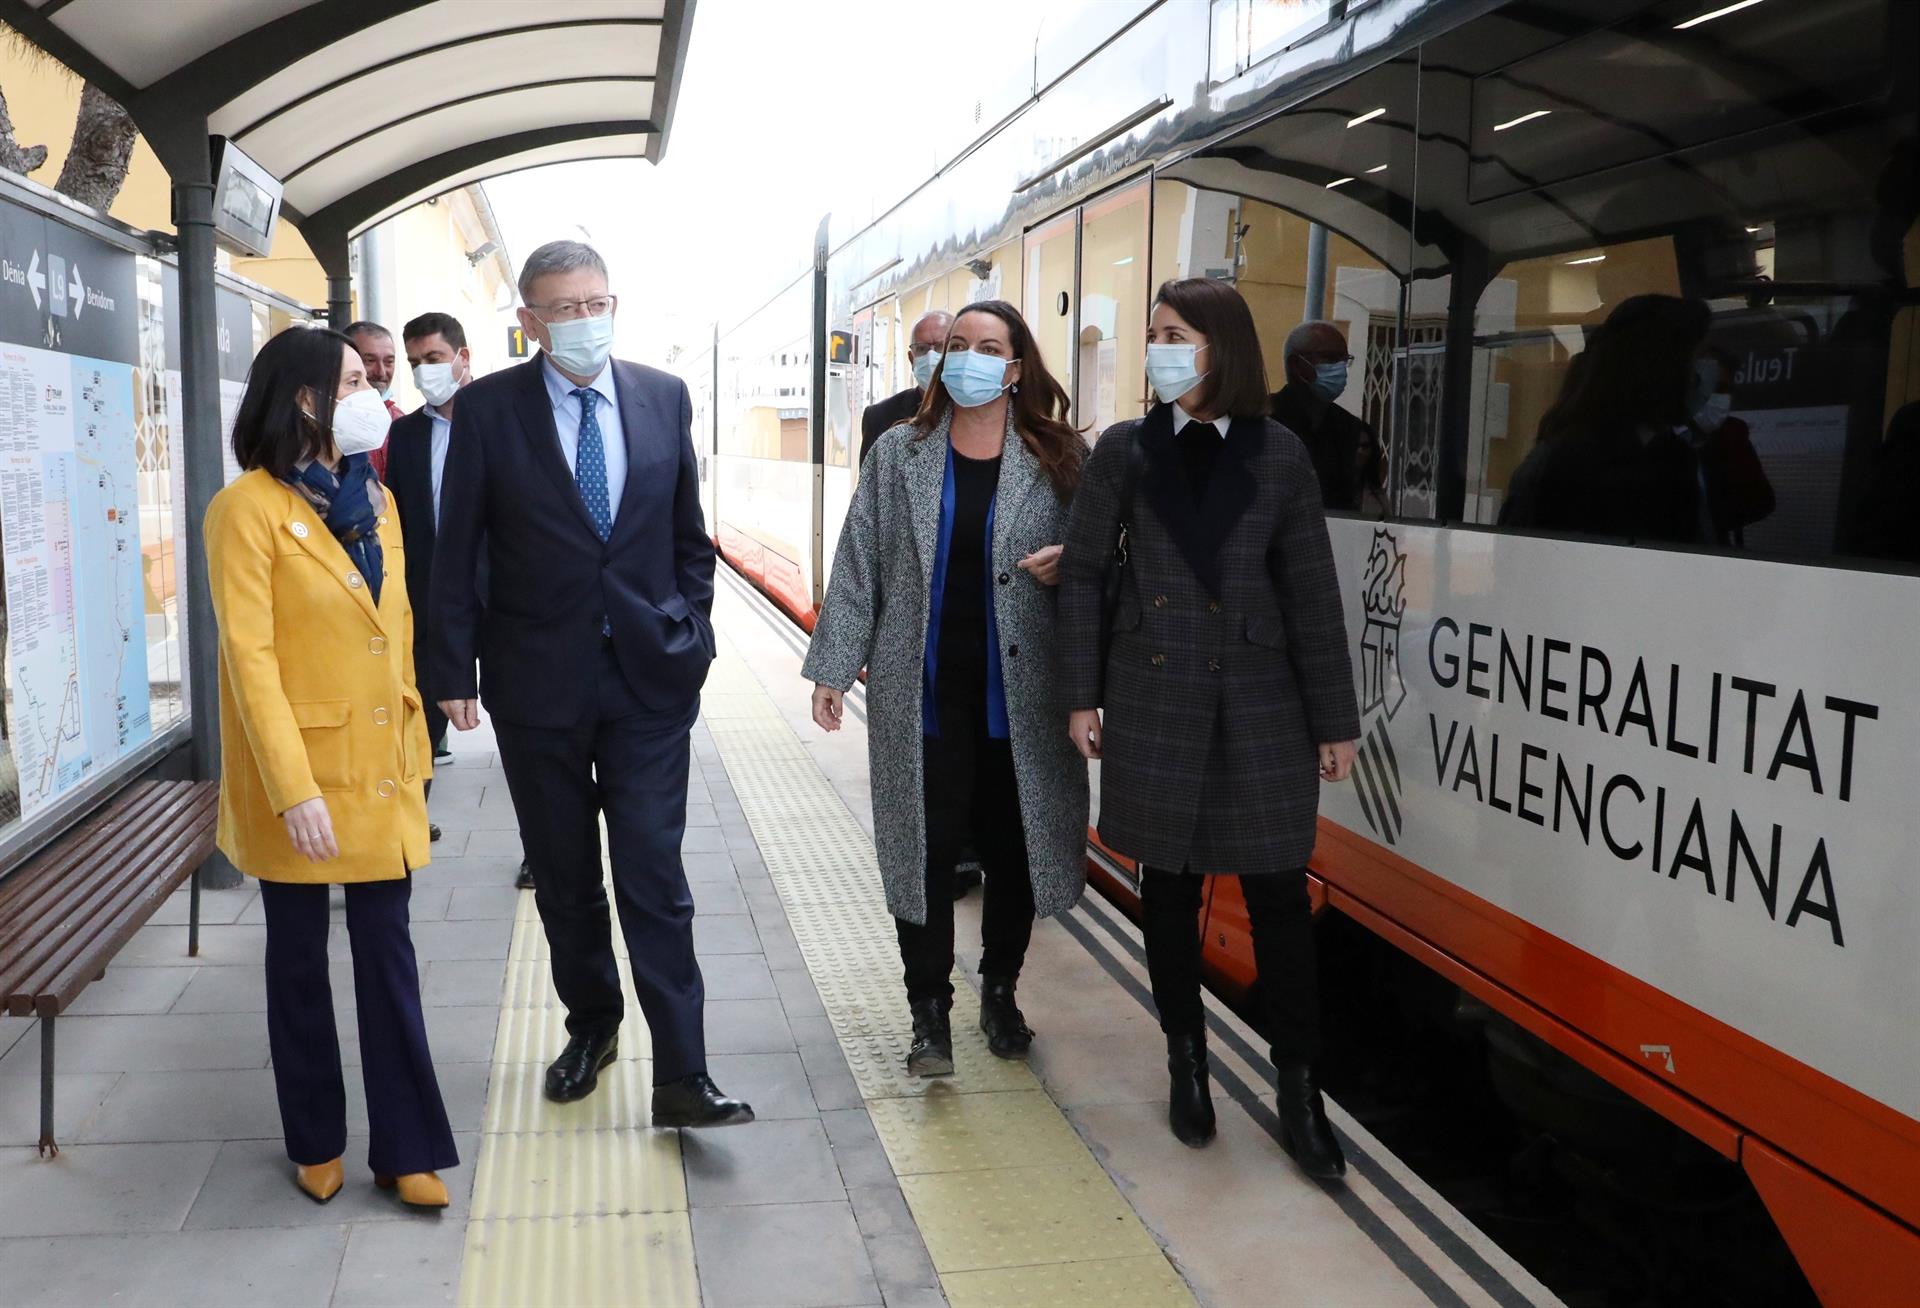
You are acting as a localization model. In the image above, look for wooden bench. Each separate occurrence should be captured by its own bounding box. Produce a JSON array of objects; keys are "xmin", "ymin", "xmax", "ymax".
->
[{"xmin": 0, "ymin": 780, "xmax": 219, "ymax": 1156}]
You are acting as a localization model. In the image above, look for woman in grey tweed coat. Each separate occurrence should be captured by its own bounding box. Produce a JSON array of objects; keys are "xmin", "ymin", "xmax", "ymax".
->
[
  {"xmin": 1057, "ymin": 278, "xmax": 1360, "ymax": 1179},
  {"xmin": 803, "ymin": 300, "xmax": 1089, "ymax": 1078}
]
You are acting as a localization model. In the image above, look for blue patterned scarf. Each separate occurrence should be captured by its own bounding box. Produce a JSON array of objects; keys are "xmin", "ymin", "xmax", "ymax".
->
[{"xmin": 285, "ymin": 453, "xmax": 385, "ymax": 605}]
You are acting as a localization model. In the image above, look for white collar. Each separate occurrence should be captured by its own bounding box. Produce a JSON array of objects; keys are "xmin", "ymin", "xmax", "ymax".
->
[
  {"xmin": 1173, "ymin": 403, "xmax": 1231, "ymax": 437},
  {"xmin": 542, "ymin": 355, "xmax": 616, "ymax": 409}
]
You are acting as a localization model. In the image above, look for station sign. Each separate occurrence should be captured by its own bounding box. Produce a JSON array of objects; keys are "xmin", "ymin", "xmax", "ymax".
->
[
  {"xmin": 0, "ymin": 204, "xmax": 138, "ymax": 365},
  {"xmin": 506, "ymin": 323, "xmax": 529, "ymax": 359}
]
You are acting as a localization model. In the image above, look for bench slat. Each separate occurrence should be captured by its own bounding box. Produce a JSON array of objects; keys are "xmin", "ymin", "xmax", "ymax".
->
[
  {"xmin": 0, "ymin": 789, "xmax": 206, "ymax": 1003},
  {"xmin": 0, "ymin": 785, "xmax": 175, "ymax": 939}
]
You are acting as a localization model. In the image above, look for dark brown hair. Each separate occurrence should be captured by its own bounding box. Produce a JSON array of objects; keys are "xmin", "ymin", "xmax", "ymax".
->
[
  {"xmin": 912, "ymin": 299, "xmax": 1084, "ymax": 499},
  {"xmin": 231, "ymin": 326, "xmax": 355, "ymax": 479},
  {"xmin": 1539, "ymin": 294, "xmax": 1711, "ymax": 446},
  {"xmin": 1152, "ymin": 278, "xmax": 1271, "ymax": 419}
]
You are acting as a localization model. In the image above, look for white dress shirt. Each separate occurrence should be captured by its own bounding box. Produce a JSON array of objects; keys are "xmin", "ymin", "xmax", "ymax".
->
[
  {"xmin": 542, "ymin": 355, "xmax": 627, "ymax": 524},
  {"xmin": 1172, "ymin": 402, "xmax": 1232, "ymax": 438},
  {"xmin": 428, "ymin": 403, "xmax": 452, "ymax": 528}
]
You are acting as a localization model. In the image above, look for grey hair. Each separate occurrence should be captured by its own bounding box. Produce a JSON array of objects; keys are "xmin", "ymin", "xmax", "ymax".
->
[
  {"xmin": 518, "ymin": 240, "xmax": 609, "ymax": 304},
  {"xmin": 342, "ymin": 320, "xmax": 392, "ymax": 344},
  {"xmin": 1283, "ymin": 319, "xmax": 1341, "ymax": 362},
  {"xmin": 912, "ymin": 309, "xmax": 953, "ymax": 336}
]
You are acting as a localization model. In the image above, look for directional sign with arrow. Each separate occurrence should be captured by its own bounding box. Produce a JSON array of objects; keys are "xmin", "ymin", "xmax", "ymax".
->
[
  {"xmin": 27, "ymin": 248, "xmax": 44, "ymax": 309},
  {"xmin": 68, "ymin": 263, "xmax": 83, "ymax": 320}
]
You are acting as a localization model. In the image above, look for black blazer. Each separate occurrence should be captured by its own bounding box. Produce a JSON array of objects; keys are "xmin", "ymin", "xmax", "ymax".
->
[
  {"xmin": 429, "ymin": 356, "xmax": 716, "ymax": 727},
  {"xmin": 383, "ymin": 408, "xmax": 438, "ymax": 691},
  {"xmin": 860, "ymin": 385, "xmax": 923, "ymax": 464}
]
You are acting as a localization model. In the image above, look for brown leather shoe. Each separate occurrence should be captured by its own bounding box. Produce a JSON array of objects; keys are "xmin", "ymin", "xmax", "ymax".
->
[
  {"xmin": 295, "ymin": 1157, "xmax": 344, "ymax": 1203},
  {"xmin": 375, "ymin": 1171, "xmax": 451, "ymax": 1208}
]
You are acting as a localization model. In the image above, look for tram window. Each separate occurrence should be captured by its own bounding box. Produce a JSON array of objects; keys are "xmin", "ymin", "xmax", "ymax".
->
[
  {"xmin": 1024, "ymin": 211, "xmax": 1079, "ymax": 415},
  {"xmin": 1417, "ymin": 0, "xmax": 1919, "ymax": 565},
  {"xmin": 1076, "ymin": 182, "xmax": 1150, "ymax": 431}
]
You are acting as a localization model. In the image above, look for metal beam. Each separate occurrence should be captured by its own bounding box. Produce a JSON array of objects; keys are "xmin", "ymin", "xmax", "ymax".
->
[{"xmin": 650, "ymin": 0, "xmax": 699, "ymax": 163}]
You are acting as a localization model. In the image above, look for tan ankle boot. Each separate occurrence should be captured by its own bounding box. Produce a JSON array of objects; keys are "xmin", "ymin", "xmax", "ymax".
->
[
  {"xmin": 295, "ymin": 1158, "xmax": 344, "ymax": 1203},
  {"xmin": 375, "ymin": 1171, "xmax": 450, "ymax": 1208}
]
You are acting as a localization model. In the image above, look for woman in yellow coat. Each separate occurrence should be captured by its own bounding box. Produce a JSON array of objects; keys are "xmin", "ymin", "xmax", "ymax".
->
[{"xmin": 205, "ymin": 326, "xmax": 455, "ymax": 1208}]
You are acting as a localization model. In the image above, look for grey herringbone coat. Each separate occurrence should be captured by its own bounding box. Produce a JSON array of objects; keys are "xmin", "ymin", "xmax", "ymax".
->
[
  {"xmin": 802, "ymin": 412, "xmax": 1090, "ymax": 926},
  {"xmin": 1057, "ymin": 405, "xmax": 1360, "ymax": 875}
]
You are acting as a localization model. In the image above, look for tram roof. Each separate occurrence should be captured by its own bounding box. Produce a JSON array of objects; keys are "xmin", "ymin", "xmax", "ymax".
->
[{"xmin": 0, "ymin": 0, "xmax": 693, "ymax": 244}]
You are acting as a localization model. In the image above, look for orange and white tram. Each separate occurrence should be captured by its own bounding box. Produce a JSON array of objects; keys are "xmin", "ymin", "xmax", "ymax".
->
[{"xmin": 688, "ymin": 1, "xmax": 1920, "ymax": 1300}]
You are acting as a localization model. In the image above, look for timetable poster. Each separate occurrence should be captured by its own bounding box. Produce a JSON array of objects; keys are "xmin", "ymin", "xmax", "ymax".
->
[{"xmin": 0, "ymin": 204, "xmax": 150, "ymax": 816}]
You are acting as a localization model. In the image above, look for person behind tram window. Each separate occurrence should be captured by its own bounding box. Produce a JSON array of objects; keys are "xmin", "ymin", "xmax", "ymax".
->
[
  {"xmin": 342, "ymin": 320, "xmax": 400, "ymax": 479},
  {"xmin": 1690, "ymin": 349, "xmax": 1775, "ymax": 547},
  {"xmin": 204, "ymin": 326, "xmax": 457, "ymax": 1209},
  {"xmin": 431, "ymin": 240, "xmax": 754, "ymax": 1129},
  {"xmin": 861, "ymin": 310, "xmax": 953, "ymax": 466},
  {"xmin": 1057, "ymin": 278, "xmax": 1360, "ymax": 1178},
  {"xmin": 1270, "ymin": 319, "xmax": 1386, "ymax": 512},
  {"xmin": 805, "ymin": 299, "xmax": 1090, "ymax": 1078},
  {"xmin": 1500, "ymin": 294, "xmax": 1713, "ymax": 544}
]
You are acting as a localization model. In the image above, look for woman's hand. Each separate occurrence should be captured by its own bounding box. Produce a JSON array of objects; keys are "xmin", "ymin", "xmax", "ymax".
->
[
  {"xmin": 1318, "ymin": 741, "xmax": 1357, "ymax": 782},
  {"xmin": 1070, "ymin": 708, "xmax": 1103, "ymax": 760},
  {"xmin": 283, "ymin": 797, "xmax": 339, "ymax": 862},
  {"xmin": 1018, "ymin": 544, "xmax": 1064, "ymax": 586},
  {"xmin": 812, "ymin": 684, "xmax": 845, "ymax": 733}
]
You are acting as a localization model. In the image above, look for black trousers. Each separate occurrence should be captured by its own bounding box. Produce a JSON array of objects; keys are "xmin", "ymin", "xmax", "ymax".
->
[
  {"xmin": 260, "ymin": 876, "xmax": 458, "ymax": 1176},
  {"xmin": 1140, "ymin": 866, "xmax": 1321, "ymax": 1062},
  {"xmin": 494, "ymin": 640, "xmax": 708, "ymax": 1082},
  {"xmin": 896, "ymin": 714, "xmax": 1035, "ymax": 1005}
]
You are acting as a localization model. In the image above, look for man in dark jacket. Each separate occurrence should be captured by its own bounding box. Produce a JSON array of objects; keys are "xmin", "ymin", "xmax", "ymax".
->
[
  {"xmin": 859, "ymin": 310, "xmax": 951, "ymax": 463},
  {"xmin": 1270, "ymin": 320, "xmax": 1385, "ymax": 511}
]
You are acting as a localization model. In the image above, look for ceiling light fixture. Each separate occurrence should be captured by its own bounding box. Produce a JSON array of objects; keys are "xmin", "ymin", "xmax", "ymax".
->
[
  {"xmin": 1325, "ymin": 176, "xmax": 1355, "ymax": 189},
  {"xmin": 1566, "ymin": 254, "xmax": 1607, "ymax": 266},
  {"xmin": 1493, "ymin": 109, "xmax": 1552, "ymax": 132},
  {"xmin": 1675, "ymin": 0, "xmax": 1765, "ymax": 30},
  {"xmin": 1347, "ymin": 107, "xmax": 1387, "ymax": 128},
  {"xmin": 1367, "ymin": 164, "xmax": 1389, "ymax": 174}
]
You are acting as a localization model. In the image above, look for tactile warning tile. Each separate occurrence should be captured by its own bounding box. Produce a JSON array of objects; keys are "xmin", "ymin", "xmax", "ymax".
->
[
  {"xmin": 469, "ymin": 1128, "xmax": 685, "ymax": 1219},
  {"xmin": 459, "ymin": 1212, "xmax": 698, "ymax": 1308},
  {"xmin": 942, "ymin": 1254, "xmax": 1195, "ymax": 1308},
  {"xmin": 493, "ymin": 1003, "xmax": 652, "ymax": 1064},
  {"xmin": 899, "ymin": 1164, "xmax": 1165, "ymax": 1273},
  {"xmin": 703, "ymin": 636, "xmax": 1196, "ymax": 1305},
  {"xmin": 499, "ymin": 960, "xmax": 645, "ymax": 1015},
  {"xmin": 483, "ymin": 1056, "xmax": 656, "ymax": 1135},
  {"xmin": 866, "ymin": 1091, "xmax": 1094, "ymax": 1173}
]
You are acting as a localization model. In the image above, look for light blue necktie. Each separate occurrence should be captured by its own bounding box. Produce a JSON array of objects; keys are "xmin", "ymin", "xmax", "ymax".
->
[{"xmin": 572, "ymin": 387, "xmax": 613, "ymax": 541}]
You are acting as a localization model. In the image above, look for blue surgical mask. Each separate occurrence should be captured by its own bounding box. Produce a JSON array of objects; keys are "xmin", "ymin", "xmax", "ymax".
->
[
  {"xmin": 1145, "ymin": 343, "xmax": 1207, "ymax": 405},
  {"xmin": 941, "ymin": 350, "xmax": 1010, "ymax": 408},
  {"xmin": 911, "ymin": 350, "xmax": 942, "ymax": 389},
  {"xmin": 1311, "ymin": 360, "xmax": 1349, "ymax": 400},
  {"xmin": 543, "ymin": 312, "xmax": 615, "ymax": 377}
]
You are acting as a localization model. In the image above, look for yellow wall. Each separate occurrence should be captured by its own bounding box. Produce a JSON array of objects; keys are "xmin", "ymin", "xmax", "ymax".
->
[
  {"xmin": 377, "ymin": 187, "xmax": 518, "ymax": 411},
  {"xmin": 1, "ymin": 48, "xmax": 325, "ymax": 306}
]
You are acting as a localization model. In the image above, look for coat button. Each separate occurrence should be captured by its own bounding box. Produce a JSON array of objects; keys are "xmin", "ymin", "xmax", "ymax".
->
[
  {"xmin": 1208, "ymin": 658, "xmax": 1222, "ymax": 673},
  {"xmin": 998, "ymin": 573, "xmax": 1010, "ymax": 585},
  {"xmin": 377, "ymin": 780, "xmax": 396, "ymax": 798},
  {"xmin": 369, "ymin": 636, "xmax": 387, "ymax": 654},
  {"xmin": 372, "ymin": 707, "xmax": 390, "ymax": 725},
  {"xmin": 1208, "ymin": 600, "xmax": 1221, "ymax": 614},
  {"xmin": 1153, "ymin": 595, "xmax": 1168, "ymax": 608},
  {"xmin": 1006, "ymin": 645, "xmax": 1019, "ymax": 658},
  {"xmin": 1150, "ymin": 653, "xmax": 1166, "ymax": 668},
  {"xmin": 346, "ymin": 573, "xmax": 363, "ymax": 588}
]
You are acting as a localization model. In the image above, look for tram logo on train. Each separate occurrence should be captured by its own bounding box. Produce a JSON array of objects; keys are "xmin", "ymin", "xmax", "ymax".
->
[{"xmin": 1353, "ymin": 529, "xmax": 1408, "ymax": 845}]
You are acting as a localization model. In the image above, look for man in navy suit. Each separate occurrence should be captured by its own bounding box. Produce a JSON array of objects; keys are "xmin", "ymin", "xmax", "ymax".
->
[{"xmin": 432, "ymin": 241, "xmax": 752, "ymax": 1126}]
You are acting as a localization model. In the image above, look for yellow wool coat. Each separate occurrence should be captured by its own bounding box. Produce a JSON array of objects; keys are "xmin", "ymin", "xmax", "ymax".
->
[{"xmin": 205, "ymin": 468, "xmax": 433, "ymax": 883}]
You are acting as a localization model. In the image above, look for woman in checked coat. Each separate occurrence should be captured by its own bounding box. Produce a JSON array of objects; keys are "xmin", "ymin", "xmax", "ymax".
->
[
  {"xmin": 1057, "ymin": 278, "xmax": 1361, "ymax": 1179},
  {"xmin": 804, "ymin": 300, "xmax": 1089, "ymax": 1079}
]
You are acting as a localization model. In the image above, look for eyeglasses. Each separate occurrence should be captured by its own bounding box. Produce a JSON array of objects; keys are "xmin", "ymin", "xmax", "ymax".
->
[
  {"xmin": 1301, "ymin": 351, "xmax": 1354, "ymax": 365},
  {"xmin": 528, "ymin": 295, "xmax": 617, "ymax": 321},
  {"xmin": 907, "ymin": 342, "xmax": 943, "ymax": 359}
]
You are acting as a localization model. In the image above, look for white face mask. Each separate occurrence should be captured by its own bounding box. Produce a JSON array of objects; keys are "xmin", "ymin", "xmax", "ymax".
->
[
  {"xmin": 1694, "ymin": 391, "xmax": 1732, "ymax": 433},
  {"xmin": 413, "ymin": 360, "xmax": 462, "ymax": 407},
  {"xmin": 328, "ymin": 388, "xmax": 392, "ymax": 458},
  {"xmin": 544, "ymin": 313, "xmax": 615, "ymax": 377}
]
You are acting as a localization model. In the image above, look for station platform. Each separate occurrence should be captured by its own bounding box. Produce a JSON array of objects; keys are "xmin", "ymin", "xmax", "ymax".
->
[{"xmin": 0, "ymin": 571, "xmax": 1560, "ymax": 1308}]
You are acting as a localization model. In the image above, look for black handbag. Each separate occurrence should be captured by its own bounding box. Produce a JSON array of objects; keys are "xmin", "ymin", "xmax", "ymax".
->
[{"xmin": 1097, "ymin": 429, "xmax": 1147, "ymax": 699}]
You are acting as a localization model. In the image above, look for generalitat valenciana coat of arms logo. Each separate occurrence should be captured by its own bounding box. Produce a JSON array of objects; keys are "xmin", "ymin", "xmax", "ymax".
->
[{"xmin": 1354, "ymin": 529, "xmax": 1408, "ymax": 844}]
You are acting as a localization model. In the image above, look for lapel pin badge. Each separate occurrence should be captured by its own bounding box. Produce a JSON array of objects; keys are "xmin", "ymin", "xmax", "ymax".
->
[{"xmin": 290, "ymin": 522, "xmax": 309, "ymax": 538}]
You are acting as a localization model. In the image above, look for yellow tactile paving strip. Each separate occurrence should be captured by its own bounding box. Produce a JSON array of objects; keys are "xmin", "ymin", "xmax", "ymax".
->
[
  {"xmin": 703, "ymin": 644, "xmax": 1197, "ymax": 1308},
  {"xmin": 459, "ymin": 888, "xmax": 695, "ymax": 1308}
]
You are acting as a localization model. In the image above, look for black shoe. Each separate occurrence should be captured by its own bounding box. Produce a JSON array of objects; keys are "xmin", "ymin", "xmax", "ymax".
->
[
  {"xmin": 906, "ymin": 998, "xmax": 954, "ymax": 1077},
  {"xmin": 978, "ymin": 979, "xmax": 1034, "ymax": 1059},
  {"xmin": 1166, "ymin": 1031, "xmax": 1216, "ymax": 1148},
  {"xmin": 651, "ymin": 1073, "xmax": 754, "ymax": 1128},
  {"xmin": 952, "ymin": 862, "xmax": 982, "ymax": 900},
  {"xmin": 515, "ymin": 859, "xmax": 535, "ymax": 890},
  {"xmin": 429, "ymin": 823, "xmax": 442, "ymax": 842},
  {"xmin": 433, "ymin": 747, "xmax": 454, "ymax": 765},
  {"xmin": 1273, "ymin": 1060, "xmax": 1346, "ymax": 1180},
  {"xmin": 543, "ymin": 1028, "xmax": 618, "ymax": 1103}
]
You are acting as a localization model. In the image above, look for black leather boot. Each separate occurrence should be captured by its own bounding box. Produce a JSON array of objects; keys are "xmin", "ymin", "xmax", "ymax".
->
[
  {"xmin": 651, "ymin": 1073, "xmax": 755, "ymax": 1128},
  {"xmin": 906, "ymin": 998, "xmax": 954, "ymax": 1077},
  {"xmin": 978, "ymin": 979, "xmax": 1034, "ymax": 1059},
  {"xmin": 1166, "ymin": 1031, "xmax": 1216, "ymax": 1147},
  {"xmin": 1273, "ymin": 1059, "xmax": 1346, "ymax": 1180}
]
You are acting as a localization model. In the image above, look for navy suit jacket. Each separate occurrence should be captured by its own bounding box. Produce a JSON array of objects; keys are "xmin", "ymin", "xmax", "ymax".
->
[
  {"xmin": 429, "ymin": 355, "xmax": 716, "ymax": 728},
  {"xmin": 384, "ymin": 408, "xmax": 438, "ymax": 690}
]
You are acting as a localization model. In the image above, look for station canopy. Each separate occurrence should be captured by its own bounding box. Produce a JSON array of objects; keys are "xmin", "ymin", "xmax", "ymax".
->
[{"xmin": 0, "ymin": 0, "xmax": 692, "ymax": 247}]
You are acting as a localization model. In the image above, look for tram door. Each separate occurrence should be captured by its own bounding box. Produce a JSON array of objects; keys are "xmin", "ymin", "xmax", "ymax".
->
[{"xmin": 1025, "ymin": 211, "xmax": 1079, "ymax": 408}]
